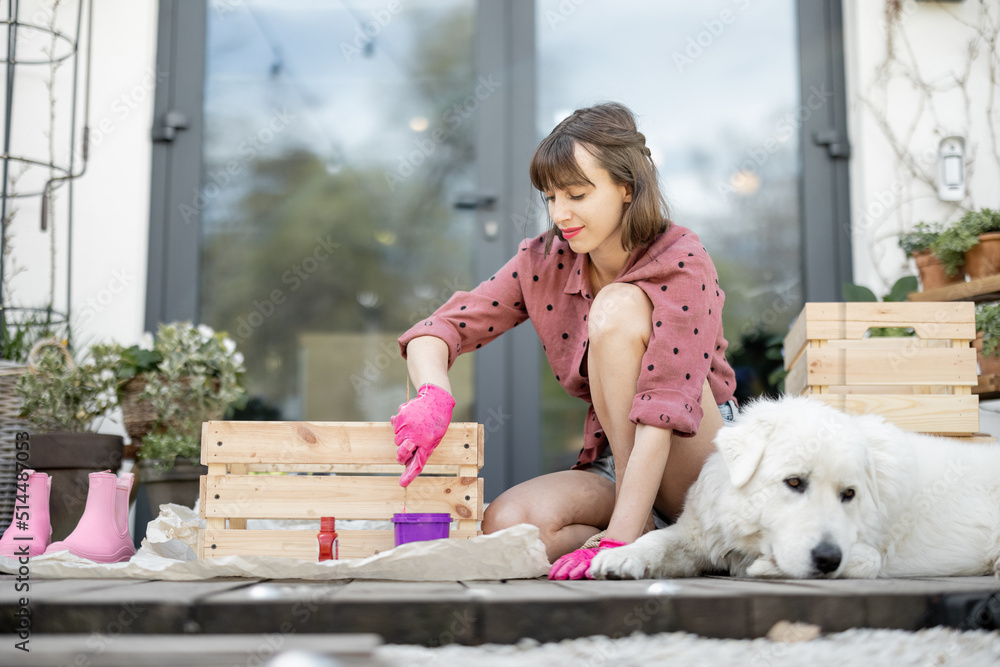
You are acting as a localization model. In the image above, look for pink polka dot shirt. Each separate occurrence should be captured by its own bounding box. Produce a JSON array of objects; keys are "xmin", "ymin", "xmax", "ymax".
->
[{"xmin": 398, "ymin": 223, "xmax": 737, "ymax": 468}]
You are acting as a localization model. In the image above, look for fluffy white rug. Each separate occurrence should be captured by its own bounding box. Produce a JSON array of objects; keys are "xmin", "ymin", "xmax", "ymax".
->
[{"xmin": 375, "ymin": 627, "xmax": 1000, "ymax": 666}]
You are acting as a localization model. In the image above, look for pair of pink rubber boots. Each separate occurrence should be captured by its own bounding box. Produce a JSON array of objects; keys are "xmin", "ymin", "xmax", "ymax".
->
[{"xmin": 0, "ymin": 469, "xmax": 135, "ymax": 563}]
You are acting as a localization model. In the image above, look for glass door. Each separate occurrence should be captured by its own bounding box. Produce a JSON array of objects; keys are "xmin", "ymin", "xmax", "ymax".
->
[
  {"xmin": 198, "ymin": 0, "xmax": 480, "ymax": 423},
  {"xmin": 152, "ymin": 0, "xmax": 843, "ymax": 492},
  {"xmin": 535, "ymin": 0, "xmax": 804, "ymax": 472}
]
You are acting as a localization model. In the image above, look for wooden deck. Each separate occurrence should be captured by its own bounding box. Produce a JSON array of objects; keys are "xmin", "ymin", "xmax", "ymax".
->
[{"xmin": 1, "ymin": 575, "xmax": 998, "ymax": 662}]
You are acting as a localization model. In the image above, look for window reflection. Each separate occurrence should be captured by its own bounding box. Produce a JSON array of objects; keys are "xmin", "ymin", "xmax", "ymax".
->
[
  {"xmin": 200, "ymin": 0, "xmax": 477, "ymax": 423},
  {"xmin": 536, "ymin": 0, "xmax": 802, "ymax": 472}
]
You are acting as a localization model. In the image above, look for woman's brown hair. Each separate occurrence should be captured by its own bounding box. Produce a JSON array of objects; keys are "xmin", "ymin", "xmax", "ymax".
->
[{"xmin": 529, "ymin": 102, "xmax": 670, "ymax": 255}]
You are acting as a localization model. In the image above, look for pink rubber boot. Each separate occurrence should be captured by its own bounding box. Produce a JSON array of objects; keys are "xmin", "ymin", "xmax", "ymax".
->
[
  {"xmin": 44, "ymin": 470, "xmax": 135, "ymax": 563},
  {"xmin": 0, "ymin": 470, "xmax": 52, "ymax": 558}
]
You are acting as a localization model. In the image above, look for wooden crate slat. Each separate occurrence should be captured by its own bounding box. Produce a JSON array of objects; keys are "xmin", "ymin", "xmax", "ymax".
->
[
  {"xmin": 801, "ymin": 348, "xmax": 976, "ymax": 386},
  {"xmin": 202, "ymin": 421, "xmax": 479, "ymax": 466},
  {"xmin": 824, "ymin": 338, "xmax": 956, "ymax": 349},
  {"xmin": 202, "ymin": 528, "xmax": 478, "ymax": 560},
  {"xmin": 820, "ymin": 384, "xmax": 950, "ymax": 395},
  {"xmin": 798, "ymin": 321, "xmax": 971, "ymax": 344},
  {"xmin": 204, "ymin": 475, "xmax": 479, "ymax": 520},
  {"xmin": 799, "ymin": 302, "xmax": 975, "ymax": 328},
  {"xmin": 783, "ymin": 306, "xmax": 809, "ymax": 371},
  {"xmin": 784, "ymin": 355, "xmax": 808, "ymax": 395},
  {"xmin": 246, "ymin": 463, "xmax": 463, "ymax": 475},
  {"xmin": 806, "ymin": 394, "xmax": 979, "ymax": 434}
]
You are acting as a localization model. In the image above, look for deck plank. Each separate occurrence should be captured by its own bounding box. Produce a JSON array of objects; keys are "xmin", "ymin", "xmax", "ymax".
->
[
  {"xmin": 20, "ymin": 579, "xmax": 258, "ymax": 635},
  {"xmin": 194, "ymin": 578, "xmax": 479, "ymax": 645},
  {"xmin": 477, "ymin": 578, "xmax": 683, "ymax": 643},
  {"xmin": 2, "ymin": 576, "xmax": 998, "ymax": 645},
  {"xmin": 0, "ymin": 577, "xmax": 147, "ymax": 604}
]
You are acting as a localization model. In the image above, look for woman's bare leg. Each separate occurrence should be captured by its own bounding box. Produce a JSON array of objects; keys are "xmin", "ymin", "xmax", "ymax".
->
[
  {"xmin": 482, "ymin": 470, "xmax": 615, "ymax": 562},
  {"xmin": 587, "ymin": 282, "xmax": 723, "ymax": 523},
  {"xmin": 587, "ymin": 283, "xmax": 655, "ymax": 529},
  {"xmin": 654, "ymin": 379, "xmax": 723, "ymax": 521}
]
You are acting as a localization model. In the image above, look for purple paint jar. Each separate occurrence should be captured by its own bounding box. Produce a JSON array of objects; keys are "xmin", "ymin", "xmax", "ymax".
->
[{"xmin": 392, "ymin": 513, "xmax": 451, "ymax": 547}]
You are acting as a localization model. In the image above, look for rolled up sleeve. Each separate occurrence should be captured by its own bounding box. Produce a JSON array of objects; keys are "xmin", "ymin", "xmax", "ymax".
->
[{"xmin": 628, "ymin": 252, "xmax": 724, "ymax": 436}]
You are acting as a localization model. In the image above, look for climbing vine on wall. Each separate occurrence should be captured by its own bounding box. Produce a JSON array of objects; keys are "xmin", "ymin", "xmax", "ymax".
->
[{"xmin": 858, "ymin": 0, "xmax": 1000, "ymax": 287}]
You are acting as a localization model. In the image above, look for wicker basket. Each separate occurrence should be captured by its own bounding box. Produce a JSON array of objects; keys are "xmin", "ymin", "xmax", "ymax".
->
[
  {"xmin": 0, "ymin": 360, "xmax": 29, "ymax": 444},
  {"xmin": 120, "ymin": 376, "xmax": 157, "ymax": 439},
  {"xmin": 0, "ymin": 361, "xmax": 29, "ymax": 531}
]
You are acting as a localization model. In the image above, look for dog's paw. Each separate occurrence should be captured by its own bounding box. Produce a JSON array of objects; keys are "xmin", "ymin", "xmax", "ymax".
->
[
  {"xmin": 746, "ymin": 557, "xmax": 784, "ymax": 578},
  {"xmin": 590, "ymin": 544, "xmax": 652, "ymax": 580},
  {"xmin": 840, "ymin": 544, "xmax": 882, "ymax": 579}
]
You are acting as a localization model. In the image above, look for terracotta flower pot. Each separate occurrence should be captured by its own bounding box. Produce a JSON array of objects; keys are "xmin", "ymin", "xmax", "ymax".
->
[
  {"xmin": 963, "ymin": 232, "xmax": 1000, "ymax": 280},
  {"xmin": 974, "ymin": 332, "xmax": 1000, "ymax": 376},
  {"xmin": 913, "ymin": 250, "xmax": 964, "ymax": 290}
]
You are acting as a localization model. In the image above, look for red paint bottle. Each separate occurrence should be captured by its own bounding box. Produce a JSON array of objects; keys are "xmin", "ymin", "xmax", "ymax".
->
[{"xmin": 317, "ymin": 516, "xmax": 339, "ymax": 561}]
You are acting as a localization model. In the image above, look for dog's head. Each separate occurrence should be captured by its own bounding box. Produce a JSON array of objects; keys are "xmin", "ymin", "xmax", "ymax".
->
[{"xmin": 713, "ymin": 396, "xmax": 881, "ymax": 578}]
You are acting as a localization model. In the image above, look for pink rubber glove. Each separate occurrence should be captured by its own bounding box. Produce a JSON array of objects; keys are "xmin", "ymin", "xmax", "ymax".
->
[
  {"xmin": 547, "ymin": 538, "xmax": 627, "ymax": 580},
  {"xmin": 391, "ymin": 383, "xmax": 456, "ymax": 487}
]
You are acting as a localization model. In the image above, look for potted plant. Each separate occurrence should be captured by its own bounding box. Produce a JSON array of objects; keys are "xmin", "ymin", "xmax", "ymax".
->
[
  {"xmin": 930, "ymin": 209, "xmax": 1000, "ymax": 282},
  {"xmin": 975, "ymin": 302, "xmax": 1000, "ymax": 377},
  {"xmin": 15, "ymin": 339, "xmax": 125, "ymax": 540},
  {"xmin": 118, "ymin": 322, "xmax": 246, "ymax": 517},
  {"xmin": 959, "ymin": 208, "xmax": 1000, "ymax": 280},
  {"xmin": 898, "ymin": 222, "xmax": 960, "ymax": 291}
]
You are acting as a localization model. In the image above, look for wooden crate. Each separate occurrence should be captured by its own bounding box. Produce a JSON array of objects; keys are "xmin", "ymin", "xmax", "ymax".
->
[
  {"xmin": 783, "ymin": 302, "xmax": 979, "ymax": 435},
  {"xmin": 197, "ymin": 421, "xmax": 484, "ymax": 560}
]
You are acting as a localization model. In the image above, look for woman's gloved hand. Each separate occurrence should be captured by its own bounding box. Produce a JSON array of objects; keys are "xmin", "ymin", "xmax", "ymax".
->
[
  {"xmin": 547, "ymin": 538, "xmax": 627, "ymax": 580},
  {"xmin": 391, "ymin": 383, "xmax": 456, "ymax": 487}
]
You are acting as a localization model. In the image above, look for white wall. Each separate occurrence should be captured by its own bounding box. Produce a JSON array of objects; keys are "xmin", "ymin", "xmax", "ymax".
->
[
  {"xmin": 3, "ymin": 0, "xmax": 157, "ymax": 352},
  {"xmin": 843, "ymin": 0, "xmax": 1000, "ymax": 294}
]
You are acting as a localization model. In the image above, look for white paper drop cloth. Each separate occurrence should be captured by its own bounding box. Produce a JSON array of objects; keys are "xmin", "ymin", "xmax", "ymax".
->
[{"xmin": 0, "ymin": 504, "xmax": 550, "ymax": 581}]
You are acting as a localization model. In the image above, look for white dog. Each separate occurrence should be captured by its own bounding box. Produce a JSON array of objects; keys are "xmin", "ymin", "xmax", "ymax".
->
[{"xmin": 591, "ymin": 395, "xmax": 1000, "ymax": 579}]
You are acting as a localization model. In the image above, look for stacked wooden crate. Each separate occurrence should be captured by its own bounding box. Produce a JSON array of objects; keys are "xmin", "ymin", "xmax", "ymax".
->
[
  {"xmin": 197, "ymin": 421, "xmax": 484, "ymax": 560},
  {"xmin": 783, "ymin": 302, "xmax": 979, "ymax": 436}
]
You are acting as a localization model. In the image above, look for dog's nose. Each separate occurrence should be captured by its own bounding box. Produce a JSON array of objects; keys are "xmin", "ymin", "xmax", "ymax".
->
[{"xmin": 811, "ymin": 541, "xmax": 842, "ymax": 574}]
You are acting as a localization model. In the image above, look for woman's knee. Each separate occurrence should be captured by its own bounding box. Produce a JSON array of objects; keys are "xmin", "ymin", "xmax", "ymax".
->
[
  {"xmin": 588, "ymin": 283, "xmax": 652, "ymax": 343},
  {"xmin": 481, "ymin": 494, "xmax": 531, "ymax": 534}
]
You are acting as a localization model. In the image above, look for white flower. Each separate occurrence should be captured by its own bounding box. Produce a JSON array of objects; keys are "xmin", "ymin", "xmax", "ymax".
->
[
  {"xmin": 233, "ymin": 352, "xmax": 245, "ymax": 366},
  {"xmin": 100, "ymin": 369, "xmax": 114, "ymax": 382},
  {"xmin": 139, "ymin": 332, "xmax": 155, "ymax": 350},
  {"xmin": 223, "ymin": 338, "xmax": 236, "ymax": 355},
  {"xmin": 197, "ymin": 324, "xmax": 215, "ymax": 341}
]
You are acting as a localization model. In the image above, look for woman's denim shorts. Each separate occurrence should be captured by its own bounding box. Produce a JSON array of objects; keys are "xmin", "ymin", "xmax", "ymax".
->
[{"xmin": 584, "ymin": 399, "xmax": 739, "ymax": 528}]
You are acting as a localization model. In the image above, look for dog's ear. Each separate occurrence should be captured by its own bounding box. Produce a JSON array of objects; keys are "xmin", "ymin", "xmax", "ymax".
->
[
  {"xmin": 714, "ymin": 422, "xmax": 768, "ymax": 488},
  {"xmin": 853, "ymin": 415, "xmax": 886, "ymax": 512},
  {"xmin": 862, "ymin": 447, "xmax": 881, "ymax": 512}
]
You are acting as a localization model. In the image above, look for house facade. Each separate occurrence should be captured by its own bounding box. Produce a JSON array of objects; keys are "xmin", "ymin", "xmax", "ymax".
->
[{"xmin": 4, "ymin": 0, "xmax": 996, "ymax": 497}]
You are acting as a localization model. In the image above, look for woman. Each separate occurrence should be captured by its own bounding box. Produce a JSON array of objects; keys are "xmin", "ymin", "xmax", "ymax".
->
[{"xmin": 391, "ymin": 102, "xmax": 737, "ymax": 580}]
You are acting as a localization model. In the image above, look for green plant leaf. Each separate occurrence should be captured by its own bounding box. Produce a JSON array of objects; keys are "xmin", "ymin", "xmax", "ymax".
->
[
  {"xmin": 842, "ymin": 283, "xmax": 878, "ymax": 302},
  {"xmin": 884, "ymin": 276, "xmax": 919, "ymax": 302}
]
